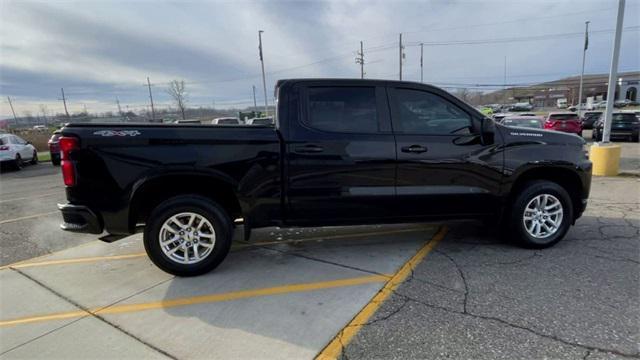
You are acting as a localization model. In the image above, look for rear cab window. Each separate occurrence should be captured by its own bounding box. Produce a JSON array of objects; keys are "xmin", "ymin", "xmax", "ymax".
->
[{"xmin": 305, "ymin": 86, "xmax": 379, "ymax": 133}]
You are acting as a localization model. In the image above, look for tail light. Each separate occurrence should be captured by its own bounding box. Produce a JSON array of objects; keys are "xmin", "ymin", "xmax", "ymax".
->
[
  {"xmin": 59, "ymin": 137, "xmax": 79, "ymax": 186},
  {"xmin": 0, "ymin": 146, "xmax": 8, "ymax": 151}
]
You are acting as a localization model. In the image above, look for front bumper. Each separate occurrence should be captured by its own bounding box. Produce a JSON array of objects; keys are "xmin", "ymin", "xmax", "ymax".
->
[{"xmin": 58, "ymin": 203, "xmax": 103, "ymax": 234}]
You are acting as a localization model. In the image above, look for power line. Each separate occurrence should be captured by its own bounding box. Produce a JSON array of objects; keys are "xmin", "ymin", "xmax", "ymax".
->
[{"xmin": 7, "ymin": 97, "xmax": 18, "ymax": 121}]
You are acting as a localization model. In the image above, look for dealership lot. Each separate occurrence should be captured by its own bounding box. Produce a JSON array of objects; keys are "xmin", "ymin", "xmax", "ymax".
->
[{"xmin": 0, "ymin": 160, "xmax": 638, "ymax": 359}]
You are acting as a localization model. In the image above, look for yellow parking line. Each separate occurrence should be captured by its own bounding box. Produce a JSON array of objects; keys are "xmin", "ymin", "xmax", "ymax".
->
[
  {"xmin": 0, "ymin": 225, "xmax": 433, "ymax": 271},
  {"xmin": 0, "ymin": 274, "xmax": 389, "ymax": 327},
  {"xmin": 0, "ymin": 211, "xmax": 58, "ymax": 225},
  {"xmin": 0, "ymin": 192, "xmax": 60, "ymax": 204},
  {"xmin": 316, "ymin": 225, "xmax": 448, "ymax": 360}
]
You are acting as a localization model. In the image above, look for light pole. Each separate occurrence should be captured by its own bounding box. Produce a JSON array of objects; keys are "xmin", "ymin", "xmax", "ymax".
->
[
  {"xmin": 590, "ymin": 0, "xmax": 625, "ymax": 177},
  {"xmin": 577, "ymin": 21, "xmax": 590, "ymax": 117},
  {"xmin": 602, "ymin": 0, "xmax": 625, "ymax": 144},
  {"xmin": 258, "ymin": 30, "xmax": 268, "ymax": 116}
]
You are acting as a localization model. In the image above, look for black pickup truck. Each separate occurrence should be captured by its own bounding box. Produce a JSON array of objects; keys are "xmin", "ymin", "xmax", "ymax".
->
[{"xmin": 58, "ymin": 79, "xmax": 592, "ymax": 276}]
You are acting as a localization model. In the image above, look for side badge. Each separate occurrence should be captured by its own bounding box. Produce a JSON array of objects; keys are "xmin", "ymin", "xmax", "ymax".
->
[{"xmin": 93, "ymin": 130, "xmax": 141, "ymax": 137}]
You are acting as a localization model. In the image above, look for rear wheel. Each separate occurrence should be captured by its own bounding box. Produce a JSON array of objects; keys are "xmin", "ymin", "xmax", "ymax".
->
[
  {"xmin": 143, "ymin": 195, "xmax": 233, "ymax": 276},
  {"xmin": 30, "ymin": 150, "xmax": 38, "ymax": 164},
  {"xmin": 508, "ymin": 180, "xmax": 573, "ymax": 248},
  {"xmin": 14, "ymin": 154, "xmax": 22, "ymax": 170}
]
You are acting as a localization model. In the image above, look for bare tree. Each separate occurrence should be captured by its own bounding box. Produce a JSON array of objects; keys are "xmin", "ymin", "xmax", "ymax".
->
[{"xmin": 167, "ymin": 80, "xmax": 188, "ymax": 120}]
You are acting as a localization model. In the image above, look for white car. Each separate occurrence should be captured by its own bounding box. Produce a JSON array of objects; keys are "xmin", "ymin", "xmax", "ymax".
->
[
  {"xmin": 212, "ymin": 117, "xmax": 241, "ymax": 125},
  {"xmin": 0, "ymin": 134, "xmax": 38, "ymax": 170}
]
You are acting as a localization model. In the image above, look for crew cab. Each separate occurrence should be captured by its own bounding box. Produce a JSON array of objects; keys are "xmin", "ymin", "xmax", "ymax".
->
[{"xmin": 57, "ymin": 79, "xmax": 592, "ymax": 276}]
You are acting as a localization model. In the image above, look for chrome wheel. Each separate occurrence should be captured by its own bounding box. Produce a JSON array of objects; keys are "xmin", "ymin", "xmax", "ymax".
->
[
  {"xmin": 523, "ymin": 194, "xmax": 563, "ymax": 239},
  {"xmin": 158, "ymin": 212, "xmax": 216, "ymax": 264}
]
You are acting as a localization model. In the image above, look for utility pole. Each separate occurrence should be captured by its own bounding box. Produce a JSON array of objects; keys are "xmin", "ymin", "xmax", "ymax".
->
[
  {"xmin": 252, "ymin": 85, "xmax": 257, "ymax": 109},
  {"xmin": 7, "ymin": 97, "xmax": 18, "ymax": 121},
  {"xmin": 60, "ymin": 88, "xmax": 70, "ymax": 118},
  {"xmin": 116, "ymin": 96, "xmax": 122, "ymax": 116},
  {"xmin": 147, "ymin": 77, "xmax": 156, "ymax": 121},
  {"xmin": 258, "ymin": 30, "xmax": 268, "ymax": 116},
  {"xmin": 602, "ymin": 0, "xmax": 625, "ymax": 143},
  {"xmin": 399, "ymin": 33, "xmax": 404, "ymax": 81},
  {"xmin": 355, "ymin": 41, "xmax": 365, "ymax": 79},
  {"xmin": 577, "ymin": 21, "xmax": 590, "ymax": 117},
  {"xmin": 420, "ymin": 43, "xmax": 424, "ymax": 83},
  {"xmin": 116, "ymin": 97, "xmax": 123, "ymax": 116}
]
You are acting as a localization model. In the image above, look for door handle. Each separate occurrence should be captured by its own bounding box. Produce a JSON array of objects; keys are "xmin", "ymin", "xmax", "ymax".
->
[
  {"xmin": 294, "ymin": 145, "xmax": 324, "ymax": 153},
  {"xmin": 401, "ymin": 145, "xmax": 427, "ymax": 153}
]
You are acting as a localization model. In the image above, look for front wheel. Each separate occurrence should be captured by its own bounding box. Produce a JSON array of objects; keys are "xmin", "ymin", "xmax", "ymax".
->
[
  {"xmin": 509, "ymin": 180, "xmax": 573, "ymax": 248},
  {"xmin": 143, "ymin": 195, "xmax": 233, "ymax": 276},
  {"xmin": 30, "ymin": 150, "xmax": 38, "ymax": 164}
]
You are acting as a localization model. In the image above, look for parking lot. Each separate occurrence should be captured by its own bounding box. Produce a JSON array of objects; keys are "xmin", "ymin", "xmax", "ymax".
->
[{"xmin": 1, "ymin": 150, "xmax": 639, "ymax": 359}]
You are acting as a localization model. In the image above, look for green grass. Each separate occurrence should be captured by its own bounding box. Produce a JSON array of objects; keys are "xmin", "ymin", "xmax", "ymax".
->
[{"xmin": 37, "ymin": 151, "xmax": 51, "ymax": 162}]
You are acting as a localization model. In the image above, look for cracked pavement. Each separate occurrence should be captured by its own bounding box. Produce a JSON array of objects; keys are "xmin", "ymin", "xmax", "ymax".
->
[{"xmin": 345, "ymin": 176, "xmax": 640, "ymax": 360}]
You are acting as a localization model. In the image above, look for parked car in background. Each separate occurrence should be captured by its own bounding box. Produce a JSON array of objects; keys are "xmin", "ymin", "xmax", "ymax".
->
[
  {"xmin": 48, "ymin": 130, "xmax": 62, "ymax": 166},
  {"xmin": 500, "ymin": 116, "xmax": 544, "ymax": 129},
  {"xmin": 592, "ymin": 112, "xmax": 640, "ymax": 142},
  {"xmin": 592, "ymin": 101, "xmax": 607, "ymax": 109},
  {"xmin": 544, "ymin": 112, "xmax": 582, "ymax": 135},
  {"xmin": 568, "ymin": 103, "xmax": 590, "ymax": 112},
  {"xmin": 614, "ymin": 99, "xmax": 631, "ymax": 108},
  {"xmin": 509, "ymin": 102, "xmax": 533, "ymax": 111},
  {"xmin": 173, "ymin": 119, "xmax": 201, "ymax": 124},
  {"xmin": 246, "ymin": 117, "xmax": 274, "ymax": 125},
  {"xmin": 518, "ymin": 113, "xmax": 537, "ymax": 117},
  {"xmin": 0, "ymin": 134, "xmax": 38, "ymax": 170},
  {"xmin": 212, "ymin": 117, "xmax": 241, "ymax": 125},
  {"xmin": 581, "ymin": 111, "xmax": 603, "ymax": 130},
  {"xmin": 492, "ymin": 113, "xmax": 513, "ymax": 122},
  {"xmin": 33, "ymin": 125, "xmax": 47, "ymax": 131}
]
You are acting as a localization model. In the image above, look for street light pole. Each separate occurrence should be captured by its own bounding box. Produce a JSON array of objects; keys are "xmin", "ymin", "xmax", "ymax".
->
[
  {"xmin": 577, "ymin": 21, "xmax": 590, "ymax": 117},
  {"xmin": 602, "ymin": 0, "xmax": 625, "ymax": 143},
  {"xmin": 258, "ymin": 30, "xmax": 268, "ymax": 116}
]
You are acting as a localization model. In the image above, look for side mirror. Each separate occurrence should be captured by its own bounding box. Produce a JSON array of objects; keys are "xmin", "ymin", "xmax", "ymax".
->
[{"xmin": 480, "ymin": 117, "xmax": 495, "ymax": 145}]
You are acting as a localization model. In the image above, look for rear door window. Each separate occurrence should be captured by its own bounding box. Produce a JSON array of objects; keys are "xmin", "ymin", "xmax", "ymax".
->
[{"xmin": 306, "ymin": 87, "xmax": 379, "ymax": 133}]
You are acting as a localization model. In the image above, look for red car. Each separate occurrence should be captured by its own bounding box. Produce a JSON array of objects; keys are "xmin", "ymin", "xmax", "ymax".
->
[
  {"xmin": 48, "ymin": 130, "xmax": 62, "ymax": 166},
  {"xmin": 544, "ymin": 112, "xmax": 583, "ymax": 135}
]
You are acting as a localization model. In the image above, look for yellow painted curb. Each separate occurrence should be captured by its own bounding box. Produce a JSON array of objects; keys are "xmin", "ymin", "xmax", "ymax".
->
[{"xmin": 590, "ymin": 143, "xmax": 621, "ymax": 176}]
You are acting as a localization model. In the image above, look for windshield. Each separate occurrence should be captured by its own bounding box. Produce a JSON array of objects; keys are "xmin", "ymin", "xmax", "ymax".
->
[{"xmin": 612, "ymin": 114, "xmax": 639, "ymax": 123}]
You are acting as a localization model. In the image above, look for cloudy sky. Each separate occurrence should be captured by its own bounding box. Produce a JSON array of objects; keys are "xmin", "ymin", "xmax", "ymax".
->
[{"xmin": 0, "ymin": 0, "xmax": 639, "ymax": 118}]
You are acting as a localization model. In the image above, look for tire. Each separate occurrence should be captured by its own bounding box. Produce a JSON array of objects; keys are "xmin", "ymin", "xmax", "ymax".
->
[
  {"xmin": 508, "ymin": 180, "xmax": 573, "ymax": 249},
  {"xmin": 51, "ymin": 155, "xmax": 61, "ymax": 166},
  {"xmin": 143, "ymin": 195, "xmax": 233, "ymax": 276},
  {"xmin": 30, "ymin": 150, "xmax": 38, "ymax": 165},
  {"xmin": 14, "ymin": 154, "xmax": 22, "ymax": 170}
]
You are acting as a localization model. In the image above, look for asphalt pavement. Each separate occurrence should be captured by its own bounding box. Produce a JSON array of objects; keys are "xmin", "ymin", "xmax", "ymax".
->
[{"xmin": 345, "ymin": 176, "xmax": 640, "ymax": 359}]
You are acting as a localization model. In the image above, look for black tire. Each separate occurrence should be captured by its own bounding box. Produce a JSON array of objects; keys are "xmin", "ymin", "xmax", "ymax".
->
[
  {"xmin": 30, "ymin": 150, "xmax": 38, "ymax": 165},
  {"xmin": 14, "ymin": 154, "xmax": 22, "ymax": 170},
  {"xmin": 508, "ymin": 180, "xmax": 573, "ymax": 249},
  {"xmin": 51, "ymin": 155, "xmax": 61, "ymax": 166},
  {"xmin": 143, "ymin": 195, "xmax": 233, "ymax": 276}
]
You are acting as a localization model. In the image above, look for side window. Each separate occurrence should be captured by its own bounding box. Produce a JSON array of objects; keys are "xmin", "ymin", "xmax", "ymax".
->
[
  {"xmin": 394, "ymin": 88, "xmax": 472, "ymax": 135},
  {"xmin": 13, "ymin": 136, "xmax": 25, "ymax": 145},
  {"xmin": 307, "ymin": 87, "xmax": 379, "ymax": 133}
]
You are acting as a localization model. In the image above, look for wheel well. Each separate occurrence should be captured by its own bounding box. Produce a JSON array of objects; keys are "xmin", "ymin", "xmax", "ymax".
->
[
  {"xmin": 509, "ymin": 167, "xmax": 583, "ymax": 218},
  {"xmin": 129, "ymin": 175, "xmax": 242, "ymax": 230}
]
